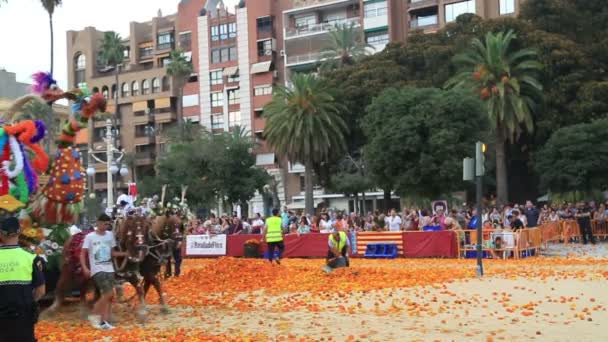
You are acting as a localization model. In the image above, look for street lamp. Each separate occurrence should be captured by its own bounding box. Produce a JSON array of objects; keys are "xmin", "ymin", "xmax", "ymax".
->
[{"xmin": 88, "ymin": 119, "xmax": 129, "ymax": 214}]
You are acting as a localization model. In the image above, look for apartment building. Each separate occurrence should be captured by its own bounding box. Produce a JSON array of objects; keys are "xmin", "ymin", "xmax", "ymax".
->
[
  {"xmin": 197, "ymin": 0, "xmax": 524, "ymax": 214},
  {"xmin": 66, "ymin": 6, "xmax": 203, "ymax": 200}
]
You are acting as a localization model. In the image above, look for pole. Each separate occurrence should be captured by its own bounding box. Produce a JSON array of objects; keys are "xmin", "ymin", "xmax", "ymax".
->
[
  {"xmin": 106, "ymin": 119, "xmax": 114, "ymax": 213},
  {"xmin": 476, "ymin": 174, "xmax": 483, "ymax": 277}
]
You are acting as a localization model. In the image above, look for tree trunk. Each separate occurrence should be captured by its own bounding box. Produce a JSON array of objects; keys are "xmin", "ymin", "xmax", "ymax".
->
[
  {"xmin": 362, "ymin": 191, "xmax": 367, "ymax": 215},
  {"xmin": 354, "ymin": 193, "xmax": 359, "ymax": 215},
  {"xmin": 383, "ymin": 188, "xmax": 391, "ymax": 213},
  {"xmin": 304, "ymin": 158, "xmax": 314, "ymax": 216},
  {"xmin": 178, "ymin": 85, "xmax": 184, "ymax": 130},
  {"xmin": 495, "ymin": 128, "xmax": 508, "ymax": 206},
  {"xmin": 240, "ymin": 201, "xmax": 249, "ymax": 219},
  {"xmin": 49, "ymin": 14, "xmax": 54, "ymax": 75}
]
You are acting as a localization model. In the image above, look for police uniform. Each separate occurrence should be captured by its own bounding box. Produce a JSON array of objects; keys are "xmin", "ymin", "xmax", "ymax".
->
[{"xmin": 0, "ymin": 218, "xmax": 45, "ymax": 342}]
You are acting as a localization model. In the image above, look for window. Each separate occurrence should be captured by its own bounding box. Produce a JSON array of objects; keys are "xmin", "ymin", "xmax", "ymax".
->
[
  {"xmin": 228, "ymin": 88, "xmax": 240, "ymax": 105},
  {"xmin": 210, "ymin": 92, "xmax": 223, "ymax": 107},
  {"xmin": 257, "ymin": 17, "xmax": 272, "ymax": 33},
  {"xmin": 211, "ymin": 114, "xmax": 224, "ymax": 130},
  {"xmin": 140, "ymin": 46, "xmax": 153, "ymax": 57},
  {"xmin": 142, "ymin": 79, "xmax": 150, "ymax": 95},
  {"xmin": 76, "ymin": 54, "xmax": 86, "ymax": 70},
  {"xmin": 162, "ymin": 76, "xmax": 170, "ymax": 91},
  {"xmin": 211, "ymin": 26, "xmax": 219, "ymax": 41},
  {"xmin": 131, "ymin": 81, "xmax": 139, "ymax": 96},
  {"xmin": 102, "ymin": 86, "xmax": 109, "ymax": 99},
  {"xmin": 152, "ymin": 78, "xmax": 160, "ymax": 93},
  {"xmin": 161, "ymin": 57, "xmax": 171, "ymax": 67},
  {"xmin": 295, "ymin": 15, "xmax": 316, "ymax": 30},
  {"xmin": 179, "ymin": 32, "xmax": 192, "ymax": 51},
  {"xmin": 499, "ymin": 0, "xmax": 515, "ymax": 15},
  {"xmin": 364, "ymin": 0, "xmax": 388, "ymax": 18},
  {"xmin": 410, "ymin": 13, "xmax": 438, "ymax": 28},
  {"xmin": 445, "ymin": 0, "xmax": 476, "ymax": 23},
  {"xmin": 366, "ymin": 31, "xmax": 389, "ymax": 46},
  {"xmin": 123, "ymin": 47, "xmax": 130, "ymax": 59},
  {"xmin": 157, "ymin": 32, "xmax": 174, "ymax": 50},
  {"xmin": 121, "ymin": 82, "xmax": 129, "ymax": 97},
  {"xmin": 227, "ymin": 73, "xmax": 239, "ymax": 83},
  {"xmin": 257, "ymin": 39, "xmax": 273, "ymax": 57},
  {"xmin": 111, "ymin": 84, "xmax": 117, "ymax": 99},
  {"xmin": 228, "ymin": 111, "xmax": 241, "ymax": 127},
  {"xmin": 254, "ymin": 85, "xmax": 272, "ymax": 96},
  {"xmin": 228, "ymin": 22, "xmax": 237, "ymax": 38},
  {"xmin": 74, "ymin": 53, "xmax": 86, "ymax": 86},
  {"xmin": 211, "ymin": 46, "xmax": 237, "ymax": 64},
  {"xmin": 210, "ymin": 70, "xmax": 223, "ymax": 85},
  {"xmin": 325, "ymin": 13, "xmax": 346, "ymax": 26}
]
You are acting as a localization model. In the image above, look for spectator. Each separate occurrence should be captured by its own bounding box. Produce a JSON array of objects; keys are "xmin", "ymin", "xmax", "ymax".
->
[
  {"xmin": 548, "ymin": 207, "xmax": 560, "ymax": 222},
  {"xmin": 431, "ymin": 207, "xmax": 447, "ymax": 230},
  {"xmin": 576, "ymin": 202, "xmax": 595, "ymax": 245},
  {"xmin": 523, "ymin": 201, "xmax": 540, "ymax": 228},
  {"xmin": 297, "ymin": 216, "xmax": 311, "ymax": 235},
  {"xmin": 593, "ymin": 203, "xmax": 606, "ymax": 222},
  {"xmin": 334, "ymin": 213, "xmax": 347, "ymax": 231},
  {"xmin": 510, "ymin": 210, "xmax": 524, "ymax": 231},
  {"xmin": 419, "ymin": 210, "xmax": 432, "ymax": 229},
  {"xmin": 281, "ymin": 206, "xmax": 289, "ymax": 229},
  {"xmin": 386, "ymin": 209, "xmax": 402, "ymax": 231},
  {"xmin": 319, "ymin": 213, "xmax": 332, "ymax": 233},
  {"xmin": 251, "ymin": 214, "xmax": 265, "ymax": 234},
  {"xmin": 489, "ymin": 207, "xmax": 501, "ymax": 226},
  {"xmin": 310, "ymin": 215, "xmax": 320, "ymax": 233}
]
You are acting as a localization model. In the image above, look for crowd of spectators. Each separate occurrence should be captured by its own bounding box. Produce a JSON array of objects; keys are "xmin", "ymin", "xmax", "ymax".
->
[{"xmin": 185, "ymin": 200, "xmax": 607, "ymax": 244}]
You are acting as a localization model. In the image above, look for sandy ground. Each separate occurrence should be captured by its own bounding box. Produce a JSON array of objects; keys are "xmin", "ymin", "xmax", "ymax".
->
[{"xmin": 38, "ymin": 243, "xmax": 608, "ymax": 342}]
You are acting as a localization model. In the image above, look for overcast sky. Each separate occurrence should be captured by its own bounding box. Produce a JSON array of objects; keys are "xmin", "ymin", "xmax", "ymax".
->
[{"xmin": 0, "ymin": 0, "xmax": 237, "ymax": 91}]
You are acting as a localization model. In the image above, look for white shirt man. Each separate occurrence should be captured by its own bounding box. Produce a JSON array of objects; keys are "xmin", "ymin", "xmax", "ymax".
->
[{"xmin": 386, "ymin": 210, "xmax": 402, "ymax": 231}]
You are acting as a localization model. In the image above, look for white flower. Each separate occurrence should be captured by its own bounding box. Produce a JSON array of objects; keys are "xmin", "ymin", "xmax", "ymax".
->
[
  {"xmin": 51, "ymin": 242, "xmax": 59, "ymax": 249},
  {"xmin": 45, "ymin": 250, "xmax": 53, "ymax": 256}
]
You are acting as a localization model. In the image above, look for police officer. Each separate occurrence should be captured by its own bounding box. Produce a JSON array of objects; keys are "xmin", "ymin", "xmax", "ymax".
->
[{"xmin": 0, "ymin": 216, "xmax": 45, "ymax": 342}]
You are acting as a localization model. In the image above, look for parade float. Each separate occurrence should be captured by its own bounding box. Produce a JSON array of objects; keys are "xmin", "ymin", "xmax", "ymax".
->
[{"xmin": 0, "ymin": 72, "xmax": 107, "ymax": 291}]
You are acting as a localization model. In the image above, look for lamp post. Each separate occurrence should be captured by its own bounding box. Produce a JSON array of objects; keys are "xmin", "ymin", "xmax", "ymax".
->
[
  {"xmin": 463, "ymin": 141, "xmax": 486, "ymax": 277},
  {"xmin": 86, "ymin": 119, "xmax": 129, "ymax": 214}
]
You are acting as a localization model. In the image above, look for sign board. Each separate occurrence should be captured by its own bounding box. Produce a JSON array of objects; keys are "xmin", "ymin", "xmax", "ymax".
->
[{"xmin": 186, "ymin": 234, "xmax": 227, "ymax": 256}]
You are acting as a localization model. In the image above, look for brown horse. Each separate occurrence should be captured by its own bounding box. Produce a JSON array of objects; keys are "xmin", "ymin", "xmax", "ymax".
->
[{"xmin": 47, "ymin": 215, "xmax": 174, "ymax": 323}]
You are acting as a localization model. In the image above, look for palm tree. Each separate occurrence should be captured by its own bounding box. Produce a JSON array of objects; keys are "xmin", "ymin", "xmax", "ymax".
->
[
  {"xmin": 319, "ymin": 22, "xmax": 372, "ymax": 71},
  {"xmin": 263, "ymin": 73, "xmax": 348, "ymax": 215},
  {"xmin": 446, "ymin": 30, "xmax": 543, "ymax": 205},
  {"xmin": 100, "ymin": 31, "xmax": 124, "ymax": 115},
  {"xmin": 40, "ymin": 0, "xmax": 62, "ymax": 75},
  {"xmin": 166, "ymin": 50, "xmax": 193, "ymax": 130}
]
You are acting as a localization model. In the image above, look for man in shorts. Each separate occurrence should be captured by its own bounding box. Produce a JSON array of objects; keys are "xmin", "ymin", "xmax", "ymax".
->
[{"xmin": 80, "ymin": 214, "xmax": 127, "ymax": 330}]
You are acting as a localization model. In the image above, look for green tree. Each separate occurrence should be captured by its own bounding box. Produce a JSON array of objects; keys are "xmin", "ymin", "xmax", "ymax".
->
[
  {"xmin": 330, "ymin": 155, "xmax": 372, "ymax": 214},
  {"xmin": 536, "ymin": 119, "xmax": 608, "ymax": 194},
  {"xmin": 166, "ymin": 50, "xmax": 194, "ymax": 130},
  {"xmin": 446, "ymin": 30, "xmax": 543, "ymax": 205},
  {"xmin": 320, "ymin": 22, "xmax": 372, "ymax": 71},
  {"xmin": 363, "ymin": 87, "xmax": 488, "ymax": 199},
  {"xmin": 264, "ymin": 73, "xmax": 347, "ymax": 215},
  {"xmin": 100, "ymin": 31, "xmax": 124, "ymax": 122}
]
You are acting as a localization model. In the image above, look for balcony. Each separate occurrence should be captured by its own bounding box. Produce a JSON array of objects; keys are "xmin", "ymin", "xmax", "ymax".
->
[
  {"xmin": 153, "ymin": 111, "xmax": 177, "ymax": 123},
  {"xmin": 286, "ymin": 52, "xmax": 321, "ymax": 66},
  {"xmin": 94, "ymin": 118, "xmax": 121, "ymax": 128},
  {"xmin": 135, "ymin": 151, "xmax": 155, "ymax": 165},
  {"xmin": 134, "ymin": 135, "xmax": 155, "ymax": 146},
  {"xmin": 156, "ymin": 42, "xmax": 174, "ymax": 52},
  {"xmin": 408, "ymin": 0, "xmax": 438, "ymax": 11},
  {"xmin": 253, "ymin": 116, "xmax": 266, "ymax": 133},
  {"xmin": 410, "ymin": 14, "xmax": 438, "ymax": 29},
  {"xmin": 133, "ymin": 113, "xmax": 152, "ymax": 125},
  {"xmin": 285, "ymin": 17, "xmax": 360, "ymax": 39}
]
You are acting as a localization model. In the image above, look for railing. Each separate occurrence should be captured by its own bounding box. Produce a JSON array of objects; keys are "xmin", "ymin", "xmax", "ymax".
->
[
  {"xmin": 409, "ymin": 0, "xmax": 438, "ymax": 10},
  {"xmin": 286, "ymin": 52, "xmax": 321, "ymax": 65},
  {"xmin": 410, "ymin": 15, "xmax": 438, "ymax": 28},
  {"xmin": 139, "ymin": 48, "xmax": 154, "ymax": 57},
  {"xmin": 285, "ymin": 17, "xmax": 360, "ymax": 38},
  {"xmin": 157, "ymin": 42, "xmax": 174, "ymax": 51}
]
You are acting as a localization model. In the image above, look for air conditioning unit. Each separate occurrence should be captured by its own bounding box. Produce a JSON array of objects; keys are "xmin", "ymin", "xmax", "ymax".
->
[
  {"xmin": 279, "ymin": 50, "xmax": 285, "ymax": 57},
  {"xmin": 272, "ymin": 70, "xmax": 279, "ymax": 78}
]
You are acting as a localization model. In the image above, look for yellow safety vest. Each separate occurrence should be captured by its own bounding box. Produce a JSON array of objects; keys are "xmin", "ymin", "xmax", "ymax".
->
[
  {"xmin": 0, "ymin": 247, "xmax": 35, "ymax": 286},
  {"xmin": 329, "ymin": 231, "xmax": 347, "ymax": 251},
  {"xmin": 265, "ymin": 216, "xmax": 283, "ymax": 242}
]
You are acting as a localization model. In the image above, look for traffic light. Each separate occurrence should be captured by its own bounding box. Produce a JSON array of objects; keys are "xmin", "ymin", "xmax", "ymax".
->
[{"xmin": 475, "ymin": 141, "xmax": 485, "ymax": 177}]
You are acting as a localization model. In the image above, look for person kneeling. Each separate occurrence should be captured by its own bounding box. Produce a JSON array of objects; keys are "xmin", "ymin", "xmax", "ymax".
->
[{"xmin": 323, "ymin": 229, "xmax": 350, "ymax": 273}]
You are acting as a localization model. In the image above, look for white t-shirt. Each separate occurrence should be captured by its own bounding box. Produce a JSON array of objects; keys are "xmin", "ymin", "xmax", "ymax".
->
[
  {"xmin": 387, "ymin": 216, "xmax": 402, "ymax": 231},
  {"xmin": 320, "ymin": 220, "xmax": 332, "ymax": 233},
  {"xmin": 83, "ymin": 231, "xmax": 117, "ymax": 275}
]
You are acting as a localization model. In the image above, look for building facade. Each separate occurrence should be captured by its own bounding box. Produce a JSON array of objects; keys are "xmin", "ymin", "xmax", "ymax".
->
[
  {"xmin": 66, "ymin": 5, "xmax": 204, "ymax": 202},
  {"xmin": 0, "ymin": 69, "xmax": 30, "ymax": 99}
]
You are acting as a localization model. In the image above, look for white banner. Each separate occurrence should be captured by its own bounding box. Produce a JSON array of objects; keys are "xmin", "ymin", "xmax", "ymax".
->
[{"xmin": 185, "ymin": 234, "xmax": 227, "ymax": 256}]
